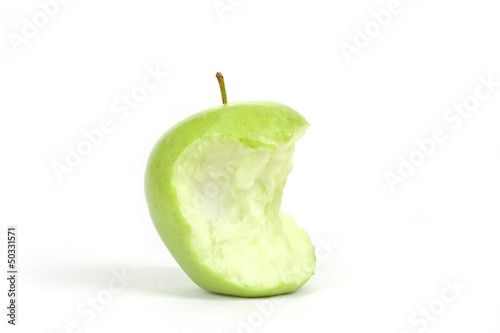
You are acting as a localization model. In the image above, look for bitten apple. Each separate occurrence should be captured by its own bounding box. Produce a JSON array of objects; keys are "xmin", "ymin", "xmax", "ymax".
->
[{"xmin": 144, "ymin": 73, "xmax": 315, "ymax": 297}]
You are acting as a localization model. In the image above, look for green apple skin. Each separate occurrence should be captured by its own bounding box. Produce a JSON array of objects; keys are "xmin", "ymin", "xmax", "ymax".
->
[{"xmin": 145, "ymin": 101, "xmax": 312, "ymax": 297}]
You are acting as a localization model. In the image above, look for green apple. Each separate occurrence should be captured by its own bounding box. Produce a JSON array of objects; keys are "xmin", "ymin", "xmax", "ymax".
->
[{"xmin": 145, "ymin": 73, "xmax": 315, "ymax": 297}]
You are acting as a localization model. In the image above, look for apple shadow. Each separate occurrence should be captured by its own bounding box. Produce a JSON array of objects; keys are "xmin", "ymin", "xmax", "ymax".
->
[
  {"xmin": 26, "ymin": 261, "xmax": 248, "ymax": 301},
  {"xmin": 26, "ymin": 259, "xmax": 353, "ymax": 301}
]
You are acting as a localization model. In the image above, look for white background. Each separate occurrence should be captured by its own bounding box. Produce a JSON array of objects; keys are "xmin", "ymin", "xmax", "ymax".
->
[{"xmin": 1, "ymin": 0, "xmax": 500, "ymax": 332}]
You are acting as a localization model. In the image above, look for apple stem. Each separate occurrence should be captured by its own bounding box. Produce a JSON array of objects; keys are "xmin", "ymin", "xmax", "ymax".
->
[{"xmin": 216, "ymin": 72, "xmax": 227, "ymax": 104}]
